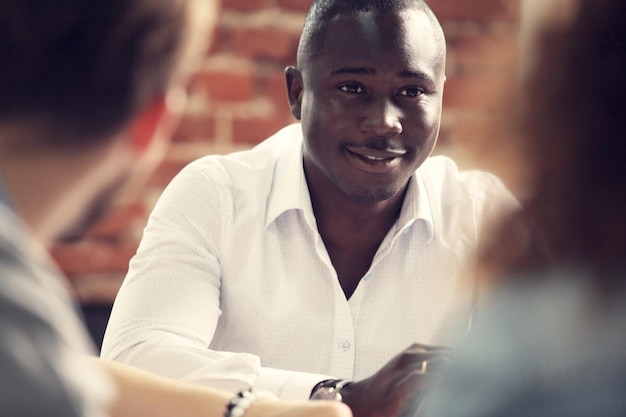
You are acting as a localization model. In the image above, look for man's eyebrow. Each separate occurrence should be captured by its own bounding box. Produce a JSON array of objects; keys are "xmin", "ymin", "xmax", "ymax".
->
[
  {"xmin": 330, "ymin": 67, "xmax": 376, "ymax": 76},
  {"xmin": 330, "ymin": 67, "xmax": 435, "ymax": 83},
  {"xmin": 399, "ymin": 70, "xmax": 435, "ymax": 84}
]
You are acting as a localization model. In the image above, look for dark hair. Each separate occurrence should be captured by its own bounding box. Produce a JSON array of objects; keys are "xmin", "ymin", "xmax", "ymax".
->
[
  {"xmin": 0, "ymin": 0, "xmax": 188, "ymax": 148},
  {"xmin": 297, "ymin": 0, "xmax": 444, "ymax": 65},
  {"xmin": 484, "ymin": 0, "xmax": 626, "ymax": 292}
]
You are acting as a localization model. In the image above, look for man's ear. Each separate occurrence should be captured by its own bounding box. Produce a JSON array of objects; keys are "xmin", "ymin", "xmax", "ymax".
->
[
  {"xmin": 285, "ymin": 66, "xmax": 304, "ymax": 121},
  {"xmin": 129, "ymin": 88, "xmax": 187, "ymax": 153},
  {"xmin": 129, "ymin": 95, "xmax": 169, "ymax": 152}
]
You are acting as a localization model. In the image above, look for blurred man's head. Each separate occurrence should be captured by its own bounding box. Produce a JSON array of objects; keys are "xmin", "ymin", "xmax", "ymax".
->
[
  {"xmin": 0, "ymin": 0, "xmax": 213, "ymax": 147},
  {"xmin": 520, "ymin": 0, "xmax": 626, "ymax": 278},
  {"xmin": 0, "ymin": 0, "xmax": 216, "ymax": 241},
  {"xmin": 477, "ymin": 0, "xmax": 626, "ymax": 293}
]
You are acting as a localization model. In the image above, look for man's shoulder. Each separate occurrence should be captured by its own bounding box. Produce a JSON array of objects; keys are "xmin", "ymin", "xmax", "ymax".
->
[
  {"xmin": 181, "ymin": 123, "xmax": 302, "ymax": 181},
  {"xmin": 157, "ymin": 124, "xmax": 303, "ymax": 213}
]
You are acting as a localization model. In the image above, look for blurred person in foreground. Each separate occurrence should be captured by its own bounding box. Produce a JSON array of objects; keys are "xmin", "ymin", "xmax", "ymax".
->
[
  {"xmin": 0, "ymin": 1, "xmax": 351, "ymax": 417},
  {"xmin": 101, "ymin": 1, "xmax": 517, "ymax": 415},
  {"xmin": 416, "ymin": 0, "xmax": 626, "ymax": 415}
]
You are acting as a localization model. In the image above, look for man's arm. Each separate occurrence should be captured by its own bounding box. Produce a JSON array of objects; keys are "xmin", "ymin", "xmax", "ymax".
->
[
  {"xmin": 97, "ymin": 357, "xmax": 353, "ymax": 417},
  {"xmin": 101, "ymin": 165, "xmax": 332, "ymax": 399}
]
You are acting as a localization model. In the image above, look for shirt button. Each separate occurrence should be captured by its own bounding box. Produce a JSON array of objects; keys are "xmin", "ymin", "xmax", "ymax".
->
[
  {"xmin": 402, "ymin": 227, "xmax": 411, "ymax": 235},
  {"xmin": 363, "ymin": 273, "xmax": 372, "ymax": 281},
  {"xmin": 339, "ymin": 340, "xmax": 351, "ymax": 351}
]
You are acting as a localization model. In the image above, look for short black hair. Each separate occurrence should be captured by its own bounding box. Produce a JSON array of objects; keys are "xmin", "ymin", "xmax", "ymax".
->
[
  {"xmin": 297, "ymin": 0, "xmax": 444, "ymax": 65},
  {"xmin": 0, "ymin": 0, "xmax": 189, "ymax": 148}
]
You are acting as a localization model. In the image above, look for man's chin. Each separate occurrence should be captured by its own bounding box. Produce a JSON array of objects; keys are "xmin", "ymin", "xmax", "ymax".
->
[{"xmin": 343, "ymin": 179, "xmax": 406, "ymax": 203}]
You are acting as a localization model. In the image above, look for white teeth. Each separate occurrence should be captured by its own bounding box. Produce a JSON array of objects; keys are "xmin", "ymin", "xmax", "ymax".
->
[{"xmin": 363, "ymin": 155, "xmax": 386, "ymax": 161}]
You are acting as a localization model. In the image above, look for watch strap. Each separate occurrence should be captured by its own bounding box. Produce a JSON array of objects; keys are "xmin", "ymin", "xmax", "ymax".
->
[{"xmin": 309, "ymin": 378, "xmax": 352, "ymax": 401}]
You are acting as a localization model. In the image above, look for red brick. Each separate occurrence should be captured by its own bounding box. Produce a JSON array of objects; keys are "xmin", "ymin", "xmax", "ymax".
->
[
  {"xmin": 441, "ymin": 113, "xmax": 523, "ymax": 190},
  {"xmin": 208, "ymin": 24, "xmax": 233, "ymax": 55},
  {"xmin": 429, "ymin": 0, "xmax": 519, "ymax": 22},
  {"xmin": 264, "ymin": 69, "xmax": 293, "ymax": 119},
  {"xmin": 278, "ymin": 0, "xmax": 313, "ymax": 12},
  {"xmin": 435, "ymin": 123, "xmax": 453, "ymax": 148},
  {"xmin": 173, "ymin": 114, "xmax": 216, "ymax": 143},
  {"xmin": 453, "ymin": 31, "xmax": 518, "ymax": 73},
  {"xmin": 48, "ymin": 203, "xmax": 147, "ymax": 284},
  {"xmin": 199, "ymin": 69, "xmax": 256, "ymax": 102},
  {"xmin": 84, "ymin": 202, "xmax": 146, "ymax": 238},
  {"xmin": 221, "ymin": 0, "xmax": 274, "ymax": 12},
  {"xmin": 233, "ymin": 27, "xmax": 299, "ymax": 62},
  {"xmin": 147, "ymin": 158, "xmax": 193, "ymax": 187},
  {"xmin": 50, "ymin": 239, "xmax": 139, "ymax": 276},
  {"xmin": 442, "ymin": 74, "xmax": 510, "ymax": 110},
  {"xmin": 232, "ymin": 116, "xmax": 292, "ymax": 145},
  {"xmin": 204, "ymin": 25, "xmax": 222, "ymax": 56}
]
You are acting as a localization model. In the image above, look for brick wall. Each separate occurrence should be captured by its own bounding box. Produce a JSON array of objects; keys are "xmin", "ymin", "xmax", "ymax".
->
[{"xmin": 50, "ymin": 0, "xmax": 520, "ymax": 305}]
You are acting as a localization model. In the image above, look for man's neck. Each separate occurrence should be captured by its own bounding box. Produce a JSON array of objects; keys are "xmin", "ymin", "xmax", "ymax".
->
[{"xmin": 307, "ymin": 174, "xmax": 408, "ymax": 299}]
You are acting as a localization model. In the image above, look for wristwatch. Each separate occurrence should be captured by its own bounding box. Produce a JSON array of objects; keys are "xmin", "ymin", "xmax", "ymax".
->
[{"xmin": 309, "ymin": 379, "xmax": 352, "ymax": 401}]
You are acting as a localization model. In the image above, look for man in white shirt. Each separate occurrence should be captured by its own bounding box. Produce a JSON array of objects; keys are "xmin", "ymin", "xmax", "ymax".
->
[
  {"xmin": 102, "ymin": 1, "xmax": 517, "ymax": 416},
  {"xmin": 0, "ymin": 1, "xmax": 351, "ymax": 417}
]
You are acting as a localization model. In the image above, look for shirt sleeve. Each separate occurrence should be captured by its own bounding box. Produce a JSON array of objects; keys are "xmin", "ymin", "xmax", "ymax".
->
[{"xmin": 100, "ymin": 164, "xmax": 332, "ymax": 400}]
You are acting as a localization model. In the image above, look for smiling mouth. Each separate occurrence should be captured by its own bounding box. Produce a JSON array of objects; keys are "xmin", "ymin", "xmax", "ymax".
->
[
  {"xmin": 344, "ymin": 146, "xmax": 407, "ymax": 172},
  {"xmin": 345, "ymin": 146, "xmax": 407, "ymax": 162},
  {"xmin": 360, "ymin": 154, "xmax": 393, "ymax": 161}
]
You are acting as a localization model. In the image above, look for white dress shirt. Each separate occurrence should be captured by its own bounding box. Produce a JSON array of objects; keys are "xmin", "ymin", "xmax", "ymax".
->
[{"xmin": 101, "ymin": 123, "xmax": 516, "ymax": 400}]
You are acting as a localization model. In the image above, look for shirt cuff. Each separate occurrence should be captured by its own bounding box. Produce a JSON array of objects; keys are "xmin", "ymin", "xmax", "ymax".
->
[{"xmin": 254, "ymin": 371, "xmax": 333, "ymax": 400}]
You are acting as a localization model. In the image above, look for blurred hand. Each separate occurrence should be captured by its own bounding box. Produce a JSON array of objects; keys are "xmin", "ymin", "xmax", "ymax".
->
[
  {"xmin": 340, "ymin": 343, "xmax": 450, "ymax": 417},
  {"xmin": 252, "ymin": 399, "xmax": 352, "ymax": 417}
]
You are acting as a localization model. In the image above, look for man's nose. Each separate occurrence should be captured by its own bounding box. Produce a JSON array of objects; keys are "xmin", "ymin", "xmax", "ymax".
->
[{"xmin": 360, "ymin": 99, "xmax": 403, "ymax": 138}]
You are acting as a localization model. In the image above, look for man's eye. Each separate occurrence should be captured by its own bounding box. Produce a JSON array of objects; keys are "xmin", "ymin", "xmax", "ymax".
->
[
  {"xmin": 399, "ymin": 87, "xmax": 425, "ymax": 97},
  {"xmin": 339, "ymin": 84, "xmax": 364, "ymax": 94}
]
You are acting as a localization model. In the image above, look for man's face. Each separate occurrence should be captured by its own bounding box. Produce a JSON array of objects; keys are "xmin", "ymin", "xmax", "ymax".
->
[{"xmin": 290, "ymin": 9, "xmax": 445, "ymax": 203}]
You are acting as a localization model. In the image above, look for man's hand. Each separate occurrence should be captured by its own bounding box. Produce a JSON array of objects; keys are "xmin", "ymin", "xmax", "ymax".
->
[
  {"xmin": 340, "ymin": 343, "xmax": 450, "ymax": 417},
  {"xmin": 253, "ymin": 399, "xmax": 353, "ymax": 417}
]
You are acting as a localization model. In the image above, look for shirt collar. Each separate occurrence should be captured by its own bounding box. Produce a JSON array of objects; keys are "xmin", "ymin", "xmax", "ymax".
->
[
  {"xmin": 265, "ymin": 125, "xmax": 315, "ymax": 228},
  {"xmin": 395, "ymin": 172, "xmax": 435, "ymax": 242},
  {"xmin": 265, "ymin": 126, "xmax": 434, "ymax": 240}
]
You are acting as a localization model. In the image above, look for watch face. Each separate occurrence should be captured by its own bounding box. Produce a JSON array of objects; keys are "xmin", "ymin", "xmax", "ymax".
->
[{"xmin": 310, "ymin": 387, "xmax": 342, "ymax": 401}]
